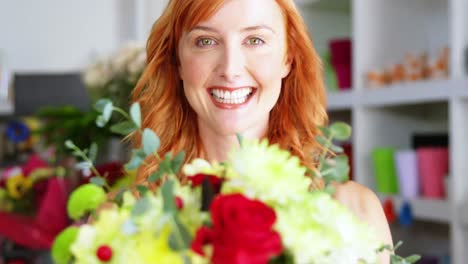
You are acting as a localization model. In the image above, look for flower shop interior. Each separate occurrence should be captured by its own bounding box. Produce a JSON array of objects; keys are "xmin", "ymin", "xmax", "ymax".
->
[{"xmin": 1, "ymin": 0, "xmax": 468, "ymax": 263}]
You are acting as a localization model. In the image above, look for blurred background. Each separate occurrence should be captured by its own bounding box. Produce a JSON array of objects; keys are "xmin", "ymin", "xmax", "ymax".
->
[{"xmin": 0, "ymin": 0, "xmax": 467, "ymax": 263}]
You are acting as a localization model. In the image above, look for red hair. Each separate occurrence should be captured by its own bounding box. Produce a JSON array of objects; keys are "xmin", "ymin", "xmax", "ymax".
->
[{"xmin": 133, "ymin": 0, "xmax": 328, "ymax": 183}]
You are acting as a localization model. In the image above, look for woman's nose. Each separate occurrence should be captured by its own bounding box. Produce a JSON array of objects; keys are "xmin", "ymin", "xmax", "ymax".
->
[{"xmin": 216, "ymin": 44, "xmax": 246, "ymax": 82}]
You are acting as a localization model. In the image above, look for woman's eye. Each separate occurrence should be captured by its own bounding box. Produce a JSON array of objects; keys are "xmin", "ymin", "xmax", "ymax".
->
[
  {"xmin": 196, "ymin": 38, "xmax": 216, "ymax": 47},
  {"xmin": 247, "ymin": 37, "xmax": 265, "ymax": 46}
]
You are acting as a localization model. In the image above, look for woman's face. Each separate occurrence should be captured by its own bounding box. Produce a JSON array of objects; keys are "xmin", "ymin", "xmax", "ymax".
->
[{"xmin": 178, "ymin": 0, "xmax": 291, "ymax": 136}]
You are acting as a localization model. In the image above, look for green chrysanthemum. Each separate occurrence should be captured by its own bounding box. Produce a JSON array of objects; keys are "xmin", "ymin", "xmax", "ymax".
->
[
  {"xmin": 222, "ymin": 139, "xmax": 311, "ymax": 206},
  {"xmin": 182, "ymin": 158, "xmax": 236, "ymax": 178},
  {"xmin": 275, "ymin": 191, "xmax": 382, "ymax": 264},
  {"xmin": 69, "ymin": 192, "xmax": 184, "ymax": 264}
]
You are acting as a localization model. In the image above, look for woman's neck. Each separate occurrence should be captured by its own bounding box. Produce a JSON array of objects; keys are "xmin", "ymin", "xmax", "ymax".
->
[{"xmin": 198, "ymin": 119, "xmax": 269, "ymax": 163}]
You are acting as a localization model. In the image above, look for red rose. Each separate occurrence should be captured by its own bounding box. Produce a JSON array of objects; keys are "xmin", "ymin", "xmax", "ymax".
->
[
  {"xmin": 191, "ymin": 194, "xmax": 283, "ymax": 264},
  {"xmin": 188, "ymin": 173, "xmax": 223, "ymax": 193}
]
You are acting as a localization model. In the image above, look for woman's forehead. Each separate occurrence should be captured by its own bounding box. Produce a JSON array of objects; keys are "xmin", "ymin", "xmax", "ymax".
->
[{"xmin": 187, "ymin": 0, "xmax": 285, "ymax": 33}]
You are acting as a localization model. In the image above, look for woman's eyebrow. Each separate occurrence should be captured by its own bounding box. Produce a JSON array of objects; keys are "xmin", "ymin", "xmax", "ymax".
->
[{"xmin": 189, "ymin": 24, "xmax": 276, "ymax": 34}]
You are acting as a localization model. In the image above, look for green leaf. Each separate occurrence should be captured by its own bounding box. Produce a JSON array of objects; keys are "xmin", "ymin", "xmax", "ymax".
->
[
  {"xmin": 331, "ymin": 155, "xmax": 350, "ymax": 183},
  {"xmin": 110, "ymin": 121, "xmax": 137, "ymax": 136},
  {"xmin": 315, "ymin": 135, "xmax": 330, "ymax": 147},
  {"xmin": 96, "ymin": 115, "xmax": 107, "ymax": 127},
  {"xmin": 102, "ymin": 102, "xmax": 114, "ymax": 122},
  {"xmin": 393, "ymin": 241, "xmax": 403, "ymax": 251},
  {"xmin": 94, "ymin": 98, "xmax": 112, "ymax": 112},
  {"xmin": 321, "ymin": 155, "xmax": 349, "ymax": 183},
  {"xmin": 161, "ymin": 180, "xmax": 176, "ymax": 213},
  {"xmin": 404, "ymin": 255, "xmax": 421, "ymax": 263},
  {"xmin": 90, "ymin": 177, "xmax": 106, "ymax": 187},
  {"xmin": 89, "ymin": 142, "xmax": 98, "ymax": 162},
  {"xmin": 125, "ymin": 155, "xmax": 143, "ymax": 171},
  {"xmin": 130, "ymin": 103, "xmax": 142, "ymax": 128},
  {"xmin": 133, "ymin": 149, "xmax": 147, "ymax": 160},
  {"xmin": 136, "ymin": 185, "xmax": 149, "ymax": 195},
  {"xmin": 318, "ymin": 126, "xmax": 331, "ymax": 138},
  {"xmin": 330, "ymin": 144, "xmax": 344, "ymax": 153},
  {"xmin": 171, "ymin": 151, "xmax": 186, "ymax": 174},
  {"xmin": 149, "ymin": 169, "xmax": 165, "ymax": 183},
  {"xmin": 64, "ymin": 140, "xmax": 75, "ymax": 149},
  {"xmin": 159, "ymin": 153, "xmax": 173, "ymax": 173},
  {"xmin": 168, "ymin": 215, "xmax": 192, "ymax": 250},
  {"xmin": 236, "ymin": 133, "xmax": 244, "ymax": 147},
  {"xmin": 142, "ymin": 128, "xmax": 160, "ymax": 155},
  {"xmin": 329, "ymin": 122, "xmax": 352, "ymax": 141},
  {"xmin": 132, "ymin": 196, "xmax": 151, "ymax": 216},
  {"xmin": 114, "ymin": 188, "xmax": 127, "ymax": 206}
]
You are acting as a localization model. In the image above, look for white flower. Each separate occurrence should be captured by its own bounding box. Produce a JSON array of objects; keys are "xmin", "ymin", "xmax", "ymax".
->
[{"xmin": 83, "ymin": 62, "xmax": 112, "ymax": 88}]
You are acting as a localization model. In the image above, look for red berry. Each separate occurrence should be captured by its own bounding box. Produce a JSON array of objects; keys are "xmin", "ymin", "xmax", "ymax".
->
[
  {"xmin": 175, "ymin": 196, "xmax": 184, "ymax": 210},
  {"xmin": 96, "ymin": 245, "xmax": 113, "ymax": 262}
]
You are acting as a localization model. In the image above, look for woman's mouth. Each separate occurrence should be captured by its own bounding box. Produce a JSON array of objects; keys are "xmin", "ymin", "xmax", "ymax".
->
[{"xmin": 208, "ymin": 87, "xmax": 256, "ymax": 108}]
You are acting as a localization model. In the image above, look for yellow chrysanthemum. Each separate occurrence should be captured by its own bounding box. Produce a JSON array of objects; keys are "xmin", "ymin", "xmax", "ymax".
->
[
  {"xmin": 222, "ymin": 139, "xmax": 311, "ymax": 206},
  {"xmin": 6, "ymin": 174, "xmax": 32, "ymax": 199}
]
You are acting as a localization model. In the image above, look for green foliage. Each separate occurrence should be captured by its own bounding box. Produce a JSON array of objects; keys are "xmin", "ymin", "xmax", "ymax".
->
[{"xmin": 35, "ymin": 106, "xmax": 114, "ymax": 159}]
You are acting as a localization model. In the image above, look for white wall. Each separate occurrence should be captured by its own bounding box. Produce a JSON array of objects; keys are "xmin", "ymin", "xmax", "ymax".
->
[
  {"xmin": 0, "ymin": 0, "xmax": 124, "ymax": 72},
  {"xmin": 135, "ymin": 0, "xmax": 169, "ymax": 42}
]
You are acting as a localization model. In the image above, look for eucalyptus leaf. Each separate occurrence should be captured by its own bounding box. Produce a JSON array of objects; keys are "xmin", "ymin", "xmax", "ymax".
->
[
  {"xmin": 404, "ymin": 255, "xmax": 421, "ymax": 263},
  {"xmin": 96, "ymin": 115, "xmax": 107, "ymax": 128},
  {"xmin": 114, "ymin": 188, "xmax": 126, "ymax": 206},
  {"xmin": 125, "ymin": 155, "xmax": 143, "ymax": 171},
  {"xmin": 315, "ymin": 135, "xmax": 330, "ymax": 148},
  {"xmin": 318, "ymin": 126, "xmax": 331, "ymax": 138},
  {"xmin": 393, "ymin": 241, "xmax": 403, "ymax": 251},
  {"xmin": 329, "ymin": 122, "xmax": 352, "ymax": 141},
  {"xmin": 173, "ymin": 215, "xmax": 192, "ymax": 249},
  {"xmin": 332, "ymin": 155, "xmax": 350, "ymax": 183},
  {"xmin": 159, "ymin": 153, "xmax": 173, "ymax": 173},
  {"xmin": 64, "ymin": 140, "xmax": 75, "ymax": 149},
  {"xmin": 171, "ymin": 151, "xmax": 186, "ymax": 174},
  {"xmin": 149, "ymin": 169, "xmax": 165, "ymax": 183},
  {"xmin": 161, "ymin": 180, "xmax": 176, "ymax": 213},
  {"xmin": 89, "ymin": 143, "xmax": 98, "ymax": 163},
  {"xmin": 136, "ymin": 185, "xmax": 149, "ymax": 195},
  {"xmin": 132, "ymin": 149, "xmax": 147, "ymax": 160},
  {"xmin": 330, "ymin": 144, "xmax": 344, "ymax": 153},
  {"xmin": 236, "ymin": 133, "xmax": 244, "ymax": 147},
  {"xmin": 131, "ymin": 196, "xmax": 151, "ymax": 216},
  {"xmin": 90, "ymin": 177, "xmax": 106, "ymax": 187},
  {"xmin": 130, "ymin": 103, "xmax": 142, "ymax": 128},
  {"xmin": 110, "ymin": 121, "xmax": 137, "ymax": 136},
  {"xmin": 94, "ymin": 99, "xmax": 112, "ymax": 112},
  {"xmin": 102, "ymin": 102, "xmax": 114, "ymax": 122},
  {"xmin": 142, "ymin": 128, "xmax": 160, "ymax": 155}
]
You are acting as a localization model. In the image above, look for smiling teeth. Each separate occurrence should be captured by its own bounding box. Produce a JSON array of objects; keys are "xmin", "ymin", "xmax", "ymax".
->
[{"xmin": 211, "ymin": 88, "xmax": 253, "ymax": 104}]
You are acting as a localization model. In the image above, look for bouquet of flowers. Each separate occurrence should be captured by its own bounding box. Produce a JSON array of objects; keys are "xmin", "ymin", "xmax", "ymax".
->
[
  {"xmin": 83, "ymin": 42, "xmax": 146, "ymax": 112},
  {"xmin": 51, "ymin": 100, "xmax": 420, "ymax": 264},
  {"xmin": 0, "ymin": 153, "xmax": 70, "ymax": 249}
]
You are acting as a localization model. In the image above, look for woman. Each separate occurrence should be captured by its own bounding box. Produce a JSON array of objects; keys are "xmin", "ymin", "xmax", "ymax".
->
[{"xmin": 133, "ymin": 0, "xmax": 392, "ymax": 262}]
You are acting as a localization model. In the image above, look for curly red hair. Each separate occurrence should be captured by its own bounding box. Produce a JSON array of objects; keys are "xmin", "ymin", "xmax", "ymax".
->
[{"xmin": 132, "ymin": 0, "xmax": 328, "ymax": 183}]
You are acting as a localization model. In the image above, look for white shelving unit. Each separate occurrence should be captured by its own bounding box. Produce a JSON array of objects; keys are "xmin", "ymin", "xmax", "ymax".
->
[
  {"xmin": 0, "ymin": 98, "xmax": 13, "ymax": 116},
  {"xmin": 298, "ymin": 0, "xmax": 468, "ymax": 262}
]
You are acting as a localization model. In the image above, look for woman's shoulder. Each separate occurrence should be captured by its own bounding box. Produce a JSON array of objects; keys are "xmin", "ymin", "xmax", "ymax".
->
[
  {"xmin": 332, "ymin": 180, "xmax": 381, "ymax": 221},
  {"xmin": 333, "ymin": 180, "xmax": 393, "ymax": 263}
]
